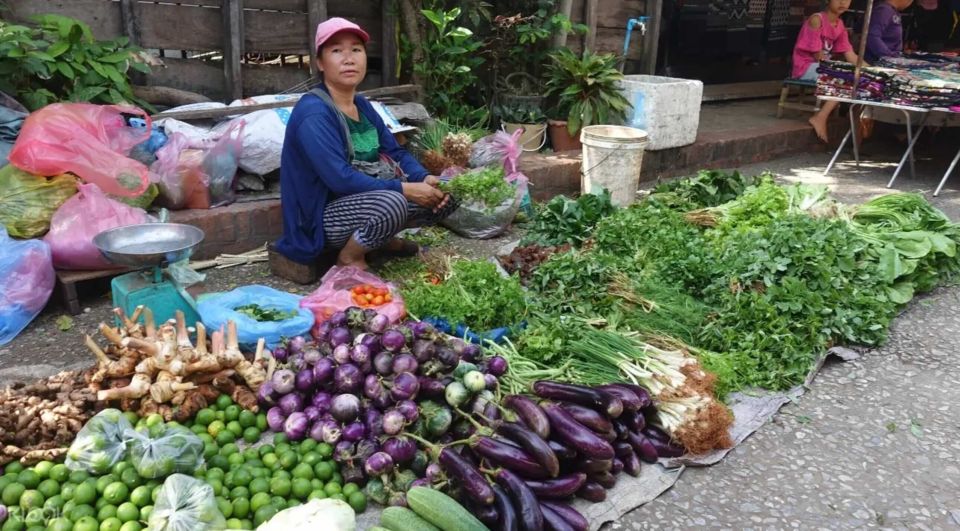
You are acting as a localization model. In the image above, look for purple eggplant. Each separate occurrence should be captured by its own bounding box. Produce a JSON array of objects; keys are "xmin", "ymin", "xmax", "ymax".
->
[
  {"xmin": 364, "ymin": 451, "xmax": 395, "ymax": 476},
  {"xmin": 540, "ymin": 502, "xmax": 588, "ymax": 531},
  {"xmin": 575, "ymin": 459, "xmax": 612, "ymax": 474},
  {"xmin": 381, "ymin": 436, "xmax": 417, "ymax": 465},
  {"xmin": 523, "ymin": 473, "xmax": 587, "ymax": 499},
  {"xmin": 547, "ymin": 440, "xmax": 576, "ymax": 460},
  {"xmin": 494, "ymin": 468, "xmax": 543, "ymax": 531},
  {"xmin": 622, "ymin": 411, "xmax": 647, "ymax": 433},
  {"xmin": 363, "ymin": 408, "xmax": 384, "ymax": 438},
  {"xmin": 598, "ymin": 384, "xmax": 645, "ymax": 413},
  {"xmin": 312, "ymin": 357, "xmax": 335, "ymax": 385},
  {"xmin": 396, "ymin": 400, "xmax": 419, "ymax": 423},
  {"xmin": 392, "ymin": 353, "xmax": 418, "ymax": 374},
  {"xmin": 364, "ymin": 374, "xmax": 385, "ymax": 400},
  {"xmin": 471, "ymin": 437, "xmax": 549, "ymax": 480},
  {"xmin": 496, "ymin": 422, "xmax": 560, "ymax": 478},
  {"xmin": 492, "ymin": 485, "xmax": 519, "ymax": 531},
  {"xmin": 597, "ymin": 428, "xmax": 617, "ymax": 442},
  {"xmin": 614, "ymin": 441, "xmax": 634, "ymax": 459},
  {"xmin": 627, "ymin": 431, "xmax": 659, "ymax": 463},
  {"xmin": 355, "ymin": 438, "xmax": 380, "ymax": 461},
  {"xmin": 487, "ymin": 355, "xmax": 508, "ymax": 377},
  {"xmin": 589, "ymin": 471, "xmax": 617, "ymax": 489},
  {"xmin": 417, "ymin": 376, "xmax": 446, "ymax": 399},
  {"xmin": 533, "ymin": 381, "xmax": 623, "ymax": 419},
  {"xmin": 389, "ymin": 372, "xmax": 420, "ymax": 401},
  {"xmin": 539, "ymin": 503, "xmax": 576, "ymax": 531},
  {"xmin": 382, "ymin": 409, "xmax": 406, "ymax": 436},
  {"xmin": 504, "ymin": 395, "xmax": 550, "ymax": 440},
  {"xmin": 311, "ymin": 392, "xmax": 332, "ymax": 414},
  {"xmin": 643, "ymin": 432, "xmax": 685, "ymax": 458},
  {"xmin": 540, "ymin": 401, "xmax": 615, "ymax": 460},
  {"xmin": 622, "ymin": 450, "xmax": 642, "ymax": 477},
  {"xmin": 412, "ymin": 339, "xmax": 436, "ymax": 363},
  {"xmin": 342, "ymin": 421, "xmax": 366, "ymax": 442},
  {"xmin": 333, "ymin": 363, "xmax": 363, "ymax": 394},
  {"xmin": 612, "ymin": 419, "xmax": 630, "ymax": 441},
  {"xmin": 438, "ymin": 447, "xmax": 495, "ymax": 505},
  {"xmin": 558, "ymin": 402, "xmax": 613, "ymax": 433},
  {"xmin": 471, "ymin": 501, "xmax": 500, "ymax": 527},
  {"xmin": 576, "ymin": 482, "xmax": 606, "ymax": 503}
]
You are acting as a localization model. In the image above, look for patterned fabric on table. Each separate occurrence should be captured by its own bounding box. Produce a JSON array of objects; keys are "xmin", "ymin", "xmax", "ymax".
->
[
  {"xmin": 888, "ymin": 69, "xmax": 960, "ymax": 108},
  {"xmin": 815, "ymin": 60, "xmax": 897, "ymax": 101}
]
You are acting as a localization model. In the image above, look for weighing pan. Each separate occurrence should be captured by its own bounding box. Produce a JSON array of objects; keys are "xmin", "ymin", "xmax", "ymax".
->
[{"xmin": 93, "ymin": 223, "xmax": 205, "ymax": 268}]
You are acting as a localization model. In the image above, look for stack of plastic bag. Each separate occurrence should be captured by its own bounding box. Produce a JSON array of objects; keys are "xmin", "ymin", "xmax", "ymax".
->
[
  {"xmin": 0, "ymin": 165, "xmax": 77, "ymax": 238},
  {"xmin": 44, "ymin": 183, "xmax": 152, "ymax": 270},
  {"xmin": 150, "ymin": 120, "xmax": 244, "ymax": 209},
  {"xmin": 0, "ymin": 227, "xmax": 55, "ymax": 345}
]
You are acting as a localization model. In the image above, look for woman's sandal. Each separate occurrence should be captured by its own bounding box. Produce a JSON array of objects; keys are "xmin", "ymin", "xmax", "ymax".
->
[{"xmin": 382, "ymin": 238, "xmax": 420, "ymax": 257}]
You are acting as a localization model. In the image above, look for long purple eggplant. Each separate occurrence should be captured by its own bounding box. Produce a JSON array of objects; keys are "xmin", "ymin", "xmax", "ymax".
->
[
  {"xmin": 471, "ymin": 502, "xmax": 499, "ymax": 526},
  {"xmin": 493, "ymin": 485, "xmax": 519, "ymax": 531},
  {"xmin": 541, "ymin": 401, "xmax": 615, "ymax": 460},
  {"xmin": 558, "ymin": 402, "xmax": 613, "ymax": 433},
  {"xmin": 533, "ymin": 381, "xmax": 623, "ymax": 418},
  {"xmin": 497, "ymin": 422, "xmax": 560, "ymax": 478},
  {"xmin": 495, "ymin": 468, "xmax": 544, "ymax": 531},
  {"xmin": 438, "ymin": 447, "xmax": 495, "ymax": 505},
  {"xmin": 626, "ymin": 431, "xmax": 659, "ymax": 463},
  {"xmin": 614, "ymin": 441, "xmax": 634, "ymax": 459},
  {"xmin": 540, "ymin": 501, "xmax": 588, "ymax": 531},
  {"xmin": 548, "ymin": 439, "xmax": 576, "ymax": 460},
  {"xmin": 647, "ymin": 437, "xmax": 685, "ymax": 458},
  {"xmin": 611, "ymin": 458, "xmax": 624, "ymax": 475},
  {"xmin": 622, "ymin": 411, "xmax": 646, "ymax": 433},
  {"xmin": 576, "ymin": 482, "xmax": 606, "ymax": 503},
  {"xmin": 472, "ymin": 436, "xmax": 550, "ymax": 479},
  {"xmin": 575, "ymin": 458, "xmax": 612, "ymax": 474},
  {"xmin": 616, "ymin": 383, "xmax": 653, "ymax": 409},
  {"xmin": 612, "ymin": 419, "xmax": 630, "ymax": 441},
  {"xmin": 504, "ymin": 395, "xmax": 551, "ymax": 440},
  {"xmin": 622, "ymin": 451, "xmax": 642, "ymax": 477},
  {"xmin": 598, "ymin": 384, "xmax": 647, "ymax": 412},
  {"xmin": 589, "ymin": 471, "xmax": 617, "ymax": 489},
  {"xmin": 524, "ymin": 473, "xmax": 587, "ymax": 499},
  {"xmin": 540, "ymin": 504, "xmax": 576, "ymax": 531},
  {"xmin": 597, "ymin": 427, "xmax": 617, "ymax": 442}
]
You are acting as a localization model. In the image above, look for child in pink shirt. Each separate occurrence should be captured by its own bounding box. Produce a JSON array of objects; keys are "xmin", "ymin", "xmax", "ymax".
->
[{"xmin": 791, "ymin": 0, "xmax": 863, "ymax": 142}]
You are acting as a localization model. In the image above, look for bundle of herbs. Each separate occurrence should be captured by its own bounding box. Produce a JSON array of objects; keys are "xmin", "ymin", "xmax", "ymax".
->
[
  {"xmin": 439, "ymin": 165, "xmax": 513, "ymax": 212},
  {"xmin": 649, "ymin": 169, "xmax": 763, "ymax": 211},
  {"xmin": 522, "ymin": 189, "xmax": 617, "ymax": 247}
]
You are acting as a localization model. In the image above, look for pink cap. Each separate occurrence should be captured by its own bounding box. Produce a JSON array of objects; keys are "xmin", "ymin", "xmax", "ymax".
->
[{"xmin": 315, "ymin": 17, "xmax": 370, "ymax": 52}]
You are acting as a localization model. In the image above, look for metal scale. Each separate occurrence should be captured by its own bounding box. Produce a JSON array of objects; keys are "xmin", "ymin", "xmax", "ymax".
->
[{"xmin": 93, "ymin": 223, "xmax": 205, "ymax": 325}]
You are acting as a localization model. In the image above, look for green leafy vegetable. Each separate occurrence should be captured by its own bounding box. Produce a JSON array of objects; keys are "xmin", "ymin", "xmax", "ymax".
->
[
  {"xmin": 522, "ymin": 189, "xmax": 616, "ymax": 247},
  {"xmin": 234, "ymin": 304, "xmax": 297, "ymax": 322},
  {"xmin": 440, "ymin": 166, "xmax": 513, "ymax": 211}
]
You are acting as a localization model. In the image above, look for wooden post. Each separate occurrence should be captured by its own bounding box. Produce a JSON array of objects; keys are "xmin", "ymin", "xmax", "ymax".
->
[
  {"xmin": 222, "ymin": 0, "xmax": 244, "ymax": 102},
  {"xmin": 382, "ymin": 0, "xmax": 399, "ymax": 87},
  {"xmin": 307, "ymin": 0, "xmax": 328, "ymax": 76},
  {"xmin": 119, "ymin": 0, "xmax": 144, "ymax": 84},
  {"xmin": 642, "ymin": 0, "xmax": 663, "ymax": 75},
  {"xmin": 852, "ymin": 0, "xmax": 875, "ymax": 99},
  {"xmin": 584, "ymin": 0, "xmax": 598, "ymax": 53},
  {"xmin": 553, "ymin": 0, "xmax": 575, "ymax": 48}
]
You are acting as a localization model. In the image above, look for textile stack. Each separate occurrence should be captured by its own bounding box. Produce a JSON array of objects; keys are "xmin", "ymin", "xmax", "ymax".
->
[
  {"xmin": 886, "ymin": 69, "xmax": 960, "ymax": 108},
  {"xmin": 815, "ymin": 61, "xmax": 896, "ymax": 101}
]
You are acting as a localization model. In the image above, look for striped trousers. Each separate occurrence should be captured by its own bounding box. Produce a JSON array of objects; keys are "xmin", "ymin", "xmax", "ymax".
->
[{"xmin": 323, "ymin": 190, "xmax": 457, "ymax": 251}]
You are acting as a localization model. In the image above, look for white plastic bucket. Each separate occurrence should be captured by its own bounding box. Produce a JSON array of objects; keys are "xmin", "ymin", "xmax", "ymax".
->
[{"xmin": 580, "ymin": 125, "xmax": 648, "ymax": 207}]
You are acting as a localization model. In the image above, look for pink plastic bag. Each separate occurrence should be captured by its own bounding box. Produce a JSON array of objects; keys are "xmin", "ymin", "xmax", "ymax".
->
[
  {"xmin": 150, "ymin": 133, "xmax": 210, "ymax": 210},
  {"xmin": 468, "ymin": 129, "xmax": 522, "ymax": 177},
  {"xmin": 8, "ymin": 103, "xmax": 151, "ymax": 197},
  {"xmin": 44, "ymin": 183, "xmax": 152, "ymax": 270},
  {"xmin": 1, "ymin": 227, "xmax": 54, "ymax": 345},
  {"xmin": 301, "ymin": 266, "xmax": 406, "ymax": 338}
]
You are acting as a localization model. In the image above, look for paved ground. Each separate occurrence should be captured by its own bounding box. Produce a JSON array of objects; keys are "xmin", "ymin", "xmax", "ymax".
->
[
  {"xmin": 3, "ymin": 145, "xmax": 959, "ymax": 529},
  {"xmin": 614, "ymin": 147, "xmax": 960, "ymax": 530}
]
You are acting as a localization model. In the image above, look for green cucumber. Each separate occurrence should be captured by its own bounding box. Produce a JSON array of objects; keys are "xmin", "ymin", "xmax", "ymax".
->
[
  {"xmin": 406, "ymin": 487, "xmax": 490, "ymax": 531},
  {"xmin": 380, "ymin": 506, "xmax": 441, "ymax": 531}
]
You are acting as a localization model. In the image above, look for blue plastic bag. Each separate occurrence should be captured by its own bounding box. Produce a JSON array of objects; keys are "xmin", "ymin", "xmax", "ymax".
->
[
  {"xmin": 0, "ymin": 227, "xmax": 55, "ymax": 345},
  {"xmin": 197, "ymin": 285, "xmax": 315, "ymax": 349},
  {"xmin": 421, "ymin": 316, "xmax": 523, "ymax": 345}
]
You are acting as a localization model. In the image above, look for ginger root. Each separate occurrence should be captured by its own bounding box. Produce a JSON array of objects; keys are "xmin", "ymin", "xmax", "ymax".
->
[
  {"xmin": 150, "ymin": 381, "xmax": 196, "ymax": 403},
  {"xmin": 97, "ymin": 373, "xmax": 151, "ymax": 401}
]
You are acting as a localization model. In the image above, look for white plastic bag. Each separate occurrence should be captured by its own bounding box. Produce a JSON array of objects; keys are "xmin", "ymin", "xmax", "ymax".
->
[
  {"xmin": 257, "ymin": 498, "xmax": 356, "ymax": 531},
  {"xmin": 149, "ymin": 474, "xmax": 226, "ymax": 531},
  {"xmin": 125, "ymin": 424, "xmax": 204, "ymax": 479},
  {"xmin": 442, "ymin": 176, "xmax": 528, "ymax": 239},
  {"xmin": 65, "ymin": 409, "xmax": 132, "ymax": 474}
]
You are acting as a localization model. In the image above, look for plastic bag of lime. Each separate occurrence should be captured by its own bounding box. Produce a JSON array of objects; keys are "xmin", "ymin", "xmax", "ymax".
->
[
  {"xmin": 65, "ymin": 408, "xmax": 133, "ymax": 474},
  {"xmin": 149, "ymin": 474, "xmax": 227, "ymax": 531},
  {"xmin": 125, "ymin": 423, "xmax": 205, "ymax": 479}
]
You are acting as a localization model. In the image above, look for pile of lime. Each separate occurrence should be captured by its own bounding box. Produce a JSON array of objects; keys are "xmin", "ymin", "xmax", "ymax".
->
[
  {"xmin": 186, "ymin": 395, "xmax": 267, "ymax": 449},
  {"xmin": 196, "ymin": 432, "xmax": 367, "ymax": 530}
]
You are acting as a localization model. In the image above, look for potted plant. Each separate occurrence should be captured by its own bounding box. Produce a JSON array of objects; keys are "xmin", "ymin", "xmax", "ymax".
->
[
  {"xmin": 544, "ymin": 49, "xmax": 631, "ymax": 152},
  {"xmin": 493, "ymin": 101, "xmax": 547, "ymax": 152}
]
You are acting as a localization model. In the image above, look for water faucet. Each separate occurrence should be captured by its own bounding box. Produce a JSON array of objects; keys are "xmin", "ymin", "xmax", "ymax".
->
[{"xmin": 623, "ymin": 16, "xmax": 649, "ymax": 59}]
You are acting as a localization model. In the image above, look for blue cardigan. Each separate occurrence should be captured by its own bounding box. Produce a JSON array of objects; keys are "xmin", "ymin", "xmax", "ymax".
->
[{"xmin": 275, "ymin": 89, "xmax": 429, "ymax": 263}]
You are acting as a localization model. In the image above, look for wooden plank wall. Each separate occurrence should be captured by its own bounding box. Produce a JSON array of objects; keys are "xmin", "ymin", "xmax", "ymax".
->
[
  {"xmin": 2, "ymin": 0, "xmax": 385, "ymax": 102},
  {"xmin": 571, "ymin": 0, "xmax": 648, "ymax": 61}
]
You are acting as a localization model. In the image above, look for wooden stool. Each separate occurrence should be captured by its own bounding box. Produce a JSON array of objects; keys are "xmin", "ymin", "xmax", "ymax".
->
[
  {"xmin": 267, "ymin": 244, "xmax": 336, "ymax": 285},
  {"xmin": 56, "ymin": 268, "xmax": 132, "ymax": 315},
  {"xmin": 777, "ymin": 79, "xmax": 820, "ymax": 118}
]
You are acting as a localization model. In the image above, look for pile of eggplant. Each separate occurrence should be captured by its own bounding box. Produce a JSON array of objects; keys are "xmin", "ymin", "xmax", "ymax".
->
[{"xmin": 432, "ymin": 381, "xmax": 686, "ymax": 531}]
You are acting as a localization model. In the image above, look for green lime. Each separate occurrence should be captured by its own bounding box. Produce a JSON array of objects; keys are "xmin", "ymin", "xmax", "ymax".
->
[
  {"xmin": 244, "ymin": 459, "xmax": 263, "ymax": 470},
  {"xmin": 331, "ymin": 472, "xmax": 342, "ymax": 485},
  {"xmin": 17, "ymin": 471, "xmax": 40, "ymax": 489},
  {"xmin": 0, "ymin": 476, "xmax": 11, "ymax": 494},
  {"xmin": 96, "ymin": 497, "xmax": 110, "ymax": 510},
  {"xmin": 203, "ymin": 443, "xmax": 218, "ymax": 460},
  {"xmin": 307, "ymin": 490, "xmax": 327, "ymax": 501},
  {"xmin": 144, "ymin": 414, "xmax": 164, "ymax": 428},
  {"xmin": 328, "ymin": 492, "xmax": 346, "ymax": 502},
  {"xmin": 322, "ymin": 482, "xmax": 341, "ymax": 496},
  {"xmin": 272, "ymin": 433, "xmax": 288, "ymax": 446},
  {"xmin": 32, "ymin": 462, "xmax": 53, "ymax": 479},
  {"xmin": 49, "ymin": 464, "xmax": 70, "ymax": 484},
  {"xmin": 95, "ymin": 475, "xmax": 117, "ymax": 495},
  {"xmin": 99, "ymin": 517, "xmax": 122, "ymax": 531},
  {"xmin": 111, "ymin": 461, "xmax": 130, "ymax": 477},
  {"xmin": 347, "ymin": 491, "xmax": 367, "ymax": 513},
  {"xmin": 216, "ymin": 395, "xmax": 233, "ymax": 410},
  {"xmin": 237, "ymin": 410, "xmax": 256, "ymax": 429},
  {"xmin": 342, "ymin": 483, "xmax": 359, "ymax": 497},
  {"xmin": 194, "ymin": 409, "xmax": 216, "ymax": 426},
  {"xmin": 278, "ymin": 452, "xmax": 298, "ymax": 471},
  {"xmin": 129, "ymin": 485, "xmax": 151, "ymax": 508},
  {"xmin": 257, "ymin": 445, "xmax": 274, "ymax": 458},
  {"xmin": 313, "ymin": 462, "xmax": 333, "ymax": 482},
  {"xmin": 240, "ymin": 519, "xmax": 253, "ymax": 530},
  {"xmin": 271, "ymin": 470, "xmax": 290, "ymax": 482},
  {"xmin": 103, "ymin": 482, "xmax": 129, "ymax": 505},
  {"xmin": 60, "ymin": 483, "xmax": 75, "ymax": 501},
  {"xmin": 249, "ymin": 492, "xmax": 271, "ymax": 513},
  {"xmin": 207, "ymin": 421, "xmax": 226, "ymax": 438},
  {"xmin": 242, "ymin": 427, "xmax": 260, "ymax": 444},
  {"xmin": 118, "ymin": 522, "xmax": 141, "ymax": 531},
  {"xmin": 300, "ymin": 452, "xmax": 322, "ymax": 467},
  {"xmin": 207, "ymin": 479, "xmax": 223, "ymax": 497},
  {"xmin": 139, "ymin": 505, "xmax": 152, "ymax": 522},
  {"xmin": 290, "ymin": 478, "xmax": 311, "ymax": 500},
  {"xmin": 316, "ymin": 443, "xmax": 333, "ymax": 458},
  {"xmin": 268, "ymin": 477, "xmax": 290, "ymax": 498},
  {"xmin": 116, "ymin": 502, "xmax": 139, "ymax": 523},
  {"xmin": 122, "ymin": 411, "xmax": 139, "ymax": 426},
  {"xmin": 249, "ymin": 468, "xmax": 268, "ymax": 480},
  {"xmin": 219, "ymin": 443, "xmax": 239, "ymax": 457},
  {"xmin": 216, "ymin": 430, "xmax": 236, "ymax": 446},
  {"xmin": 226, "ymin": 421, "xmax": 243, "ymax": 438},
  {"xmin": 45, "ymin": 494, "xmax": 66, "ymax": 511},
  {"xmin": 47, "ymin": 517, "xmax": 73, "ymax": 531},
  {"xmin": 255, "ymin": 413, "xmax": 267, "ymax": 432},
  {"xmin": 37, "ymin": 479, "xmax": 60, "ymax": 499},
  {"xmin": 67, "ymin": 471, "xmax": 89, "ymax": 485},
  {"xmin": 291, "ymin": 463, "xmax": 314, "ymax": 481},
  {"xmin": 230, "ymin": 486, "xmax": 249, "ymax": 500},
  {"xmin": 224, "ymin": 405, "xmax": 241, "ymax": 423},
  {"xmin": 286, "ymin": 499, "xmax": 300, "ymax": 509},
  {"xmin": 98, "ymin": 503, "xmax": 118, "ymax": 520},
  {"xmin": 62, "ymin": 499, "xmax": 76, "ymax": 516},
  {"xmin": 119, "ymin": 469, "xmax": 141, "ymax": 490},
  {"xmin": 208, "ymin": 455, "xmax": 229, "ymax": 472},
  {"xmin": 310, "ymin": 479, "xmax": 322, "ymax": 490},
  {"xmin": 226, "ymin": 518, "xmax": 243, "ymax": 530},
  {"xmin": 247, "ymin": 478, "xmax": 269, "ymax": 495},
  {"xmin": 261, "ymin": 454, "xmax": 278, "ymax": 470},
  {"xmin": 19, "ymin": 490, "xmax": 44, "ymax": 512},
  {"xmin": 232, "ymin": 497, "xmax": 250, "ymax": 519},
  {"xmin": 298, "ymin": 439, "xmax": 317, "ymax": 453},
  {"xmin": 190, "ymin": 424, "xmax": 208, "ymax": 436},
  {"xmin": 269, "ymin": 496, "xmax": 286, "ymax": 511},
  {"xmin": 198, "ymin": 433, "xmax": 215, "ymax": 446},
  {"xmin": 226, "ymin": 454, "xmax": 244, "ymax": 467},
  {"xmin": 151, "ymin": 485, "xmax": 162, "ymax": 504},
  {"xmin": 274, "ymin": 443, "xmax": 291, "ymax": 455},
  {"xmin": 72, "ymin": 484, "xmax": 96, "ymax": 506},
  {"xmin": 216, "ymin": 497, "xmax": 233, "ymax": 519},
  {"xmin": 68, "ymin": 504, "xmax": 95, "ymax": 522},
  {"xmin": 3, "ymin": 463, "xmax": 24, "ymax": 474},
  {"xmin": 232, "ymin": 469, "xmax": 252, "ymax": 488},
  {"xmin": 215, "ymin": 411, "xmax": 225, "ymax": 423},
  {"xmin": 253, "ymin": 505, "xmax": 278, "ymax": 528}
]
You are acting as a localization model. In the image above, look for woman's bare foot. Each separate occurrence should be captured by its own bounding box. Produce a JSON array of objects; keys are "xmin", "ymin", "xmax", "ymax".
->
[
  {"xmin": 337, "ymin": 237, "xmax": 370, "ymax": 270},
  {"xmin": 809, "ymin": 114, "xmax": 829, "ymax": 143},
  {"xmin": 382, "ymin": 238, "xmax": 420, "ymax": 256}
]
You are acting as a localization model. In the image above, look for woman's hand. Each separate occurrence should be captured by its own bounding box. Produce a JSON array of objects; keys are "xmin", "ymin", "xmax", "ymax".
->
[
  {"xmin": 403, "ymin": 182, "xmax": 450, "ymax": 213},
  {"xmin": 424, "ymin": 175, "xmax": 442, "ymax": 188}
]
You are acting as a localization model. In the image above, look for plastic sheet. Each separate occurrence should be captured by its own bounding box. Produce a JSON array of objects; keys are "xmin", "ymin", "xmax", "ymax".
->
[
  {"xmin": 0, "ymin": 227, "xmax": 55, "ymax": 346},
  {"xmin": 125, "ymin": 424, "xmax": 204, "ymax": 479},
  {"xmin": 198, "ymin": 285, "xmax": 315, "ymax": 349},
  {"xmin": 301, "ymin": 266, "xmax": 406, "ymax": 338},
  {"xmin": 8, "ymin": 103, "xmax": 152, "ymax": 197},
  {"xmin": 0, "ymin": 165, "xmax": 77, "ymax": 239},
  {"xmin": 149, "ymin": 474, "xmax": 226, "ymax": 531},
  {"xmin": 65, "ymin": 409, "xmax": 133, "ymax": 474},
  {"xmin": 44, "ymin": 183, "xmax": 152, "ymax": 270}
]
